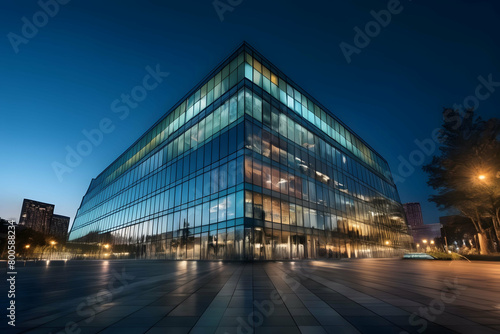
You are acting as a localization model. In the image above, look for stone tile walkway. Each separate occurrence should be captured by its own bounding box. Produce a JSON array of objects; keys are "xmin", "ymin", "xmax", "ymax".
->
[{"xmin": 5, "ymin": 259, "xmax": 500, "ymax": 333}]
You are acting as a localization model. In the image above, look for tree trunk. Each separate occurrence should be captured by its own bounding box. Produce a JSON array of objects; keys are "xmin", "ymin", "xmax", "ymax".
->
[
  {"xmin": 467, "ymin": 213, "xmax": 491, "ymax": 255},
  {"xmin": 475, "ymin": 209, "xmax": 495, "ymax": 254},
  {"xmin": 493, "ymin": 209, "xmax": 500, "ymax": 252},
  {"xmin": 477, "ymin": 232, "xmax": 491, "ymax": 255}
]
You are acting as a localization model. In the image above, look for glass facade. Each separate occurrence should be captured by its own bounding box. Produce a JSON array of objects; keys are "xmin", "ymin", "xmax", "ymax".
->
[{"xmin": 68, "ymin": 43, "xmax": 412, "ymax": 259}]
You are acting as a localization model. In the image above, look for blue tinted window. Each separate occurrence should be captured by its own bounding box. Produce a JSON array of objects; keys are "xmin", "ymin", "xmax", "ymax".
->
[
  {"xmin": 204, "ymin": 142, "xmax": 211, "ymax": 166},
  {"xmin": 220, "ymin": 131, "xmax": 228, "ymax": 159},
  {"xmin": 203, "ymin": 172, "xmax": 211, "ymax": 197},
  {"xmin": 219, "ymin": 163, "xmax": 227, "ymax": 191},
  {"xmin": 195, "ymin": 175, "xmax": 203, "ymax": 199},
  {"xmin": 228, "ymin": 126, "xmax": 237, "ymax": 155},
  {"xmin": 188, "ymin": 179, "xmax": 195, "ymax": 202},
  {"xmin": 211, "ymin": 136, "xmax": 220, "ymax": 163},
  {"xmin": 196, "ymin": 146, "xmax": 204, "ymax": 170},
  {"xmin": 228, "ymin": 160, "xmax": 236, "ymax": 188}
]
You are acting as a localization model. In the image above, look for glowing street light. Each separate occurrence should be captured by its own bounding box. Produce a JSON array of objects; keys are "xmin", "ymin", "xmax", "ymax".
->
[
  {"xmin": 422, "ymin": 239, "xmax": 428, "ymax": 244},
  {"xmin": 50, "ymin": 241, "xmax": 56, "ymax": 246},
  {"xmin": 385, "ymin": 241, "xmax": 390, "ymax": 245},
  {"xmin": 25, "ymin": 244, "xmax": 30, "ymax": 249},
  {"xmin": 430, "ymin": 240, "xmax": 435, "ymax": 245},
  {"xmin": 103, "ymin": 244, "xmax": 110, "ymax": 249},
  {"xmin": 478, "ymin": 174, "xmax": 486, "ymax": 180}
]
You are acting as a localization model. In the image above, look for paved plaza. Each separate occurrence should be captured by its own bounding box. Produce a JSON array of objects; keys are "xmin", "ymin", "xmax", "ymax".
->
[{"xmin": 5, "ymin": 259, "xmax": 500, "ymax": 334}]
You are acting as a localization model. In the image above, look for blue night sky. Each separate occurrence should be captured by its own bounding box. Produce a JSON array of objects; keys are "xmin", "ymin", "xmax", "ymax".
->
[{"xmin": 1, "ymin": 0, "xmax": 499, "ymax": 230}]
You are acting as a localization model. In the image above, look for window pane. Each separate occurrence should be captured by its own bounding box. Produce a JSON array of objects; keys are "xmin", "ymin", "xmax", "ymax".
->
[
  {"xmin": 220, "ymin": 131, "xmax": 228, "ymax": 159},
  {"xmin": 228, "ymin": 159, "xmax": 236, "ymax": 188},
  {"xmin": 253, "ymin": 193, "xmax": 263, "ymax": 220},
  {"xmin": 219, "ymin": 163, "xmax": 228, "ymax": 191},
  {"xmin": 213, "ymin": 107, "xmax": 221, "ymax": 134},
  {"xmin": 229, "ymin": 96, "xmax": 237, "ymax": 123},
  {"xmin": 188, "ymin": 207, "xmax": 195, "ymax": 228},
  {"xmin": 236, "ymin": 156, "xmax": 244, "ymax": 184},
  {"xmin": 195, "ymin": 175, "xmax": 203, "ymax": 199},
  {"xmin": 218, "ymin": 196, "xmax": 227, "ymax": 222},
  {"xmin": 202, "ymin": 202, "xmax": 210, "ymax": 225},
  {"xmin": 227, "ymin": 193, "xmax": 235, "ymax": 220},
  {"xmin": 281, "ymin": 202, "xmax": 290, "ymax": 225},
  {"xmin": 303, "ymin": 207, "xmax": 310, "ymax": 228},
  {"xmin": 253, "ymin": 95, "xmax": 262, "ymax": 122},
  {"xmin": 210, "ymin": 200, "xmax": 218, "ymax": 224},
  {"xmin": 175, "ymin": 185, "xmax": 182, "ymax": 207},
  {"xmin": 262, "ymin": 130, "xmax": 271, "ymax": 158},
  {"xmin": 263, "ymin": 195, "xmax": 272, "ymax": 222},
  {"xmin": 212, "ymin": 136, "xmax": 220, "ymax": 163},
  {"xmin": 263, "ymin": 163, "xmax": 271, "ymax": 189},
  {"xmin": 296, "ymin": 205, "xmax": 303, "ymax": 227},
  {"xmin": 188, "ymin": 179, "xmax": 195, "ymax": 202},
  {"xmin": 211, "ymin": 168, "xmax": 219, "ymax": 194},
  {"xmin": 195, "ymin": 204, "xmax": 202, "ymax": 227},
  {"xmin": 245, "ymin": 191, "xmax": 252, "ymax": 218},
  {"xmin": 221, "ymin": 102, "xmax": 229, "ymax": 128},
  {"xmin": 272, "ymin": 198, "xmax": 281, "ymax": 223},
  {"xmin": 236, "ymin": 191, "xmax": 244, "ymax": 218},
  {"xmin": 252, "ymin": 159, "xmax": 262, "ymax": 187},
  {"xmin": 289, "ymin": 203, "xmax": 296, "ymax": 225},
  {"xmin": 228, "ymin": 126, "xmax": 237, "ymax": 155},
  {"xmin": 203, "ymin": 171, "xmax": 211, "ymax": 196}
]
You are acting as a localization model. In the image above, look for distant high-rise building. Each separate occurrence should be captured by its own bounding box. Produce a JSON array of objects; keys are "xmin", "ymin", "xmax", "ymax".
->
[
  {"xmin": 19, "ymin": 199, "xmax": 69, "ymax": 239},
  {"xmin": 410, "ymin": 223, "xmax": 442, "ymax": 245},
  {"xmin": 50, "ymin": 214, "xmax": 70, "ymax": 239},
  {"xmin": 403, "ymin": 202, "xmax": 424, "ymax": 228},
  {"xmin": 19, "ymin": 199, "xmax": 55, "ymax": 235}
]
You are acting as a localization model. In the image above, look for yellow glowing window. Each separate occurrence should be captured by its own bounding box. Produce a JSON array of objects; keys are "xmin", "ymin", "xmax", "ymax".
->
[
  {"xmin": 271, "ymin": 73, "xmax": 278, "ymax": 85},
  {"xmin": 253, "ymin": 59, "xmax": 262, "ymax": 73},
  {"xmin": 262, "ymin": 66, "xmax": 270, "ymax": 80}
]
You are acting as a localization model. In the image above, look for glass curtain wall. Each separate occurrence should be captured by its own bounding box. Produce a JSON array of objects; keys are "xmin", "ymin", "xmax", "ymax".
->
[{"xmin": 68, "ymin": 43, "xmax": 412, "ymax": 260}]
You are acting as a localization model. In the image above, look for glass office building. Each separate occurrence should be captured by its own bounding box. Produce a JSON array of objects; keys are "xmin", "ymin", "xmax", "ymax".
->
[{"xmin": 68, "ymin": 43, "xmax": 412, "ymax": 260}]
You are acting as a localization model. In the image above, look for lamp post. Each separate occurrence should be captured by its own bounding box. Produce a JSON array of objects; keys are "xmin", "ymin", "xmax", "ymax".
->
[
  {"xmin": 25, "ymin": 244, "xmax": 30, "ymax": 260},
  {"xmin": 423, "ymin": 239, "xmax": 428, "ymax": 252}
]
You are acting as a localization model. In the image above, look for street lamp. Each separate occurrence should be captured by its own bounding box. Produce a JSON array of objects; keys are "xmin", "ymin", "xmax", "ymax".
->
[
  {"xmin": 24, "ymin": 244, "xmax": 31, "ymax": 260},
  {"xmin": 478, "ymin": 174, "xmax": 486, "ymax": 180},
  {"xmin": 422, "ymin": 240, "xmax": 428, "ymax": 252},
  {"xmin": 99, "ymin": 243, "xmax": 111, "ymax": 259},
  {"xmin": 385, "ymin": 241, "xmax": 390, "ymax": 245},
  {"xmin": 50, "ymin": 241, "xmax": 57, "ymax": 259}
]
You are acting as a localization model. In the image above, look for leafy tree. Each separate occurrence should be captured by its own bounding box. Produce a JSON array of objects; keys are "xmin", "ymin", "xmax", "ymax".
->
[
  {"xmin": 423, "ymin": 108, "xmax": 500, "ymax": 254},
  {"xmin": 441, "ymin": 215, "xmax": 479, "ymax": 253}
]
